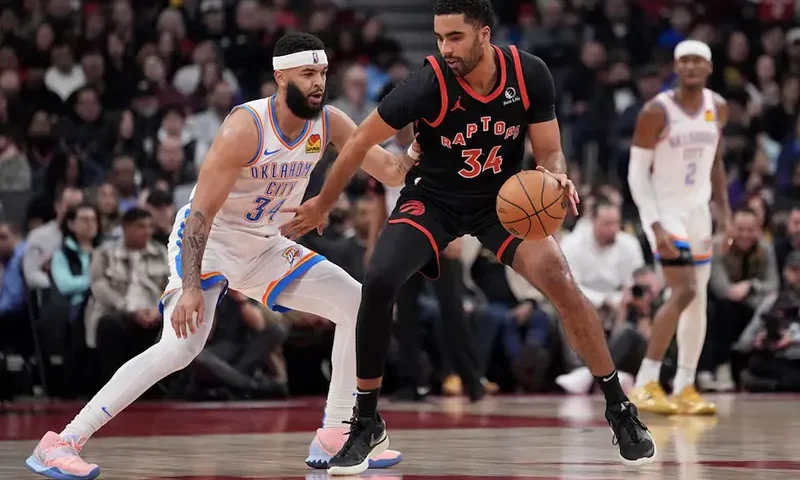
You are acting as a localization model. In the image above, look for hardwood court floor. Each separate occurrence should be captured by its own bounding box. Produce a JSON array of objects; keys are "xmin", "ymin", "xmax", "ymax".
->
[{"xmin": 1, "ymin": 394, "xmax": 799, "ymax": 480}]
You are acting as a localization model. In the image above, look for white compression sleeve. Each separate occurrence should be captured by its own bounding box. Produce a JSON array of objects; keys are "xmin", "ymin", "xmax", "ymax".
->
[
  {"xmin": 628, "ymin": 146, "xmax": 660, "ymax": 226},
  {"xmin": 62, "ymin": 284, "xmax": 224, "ymax": 439},
  {"xmin": 273, "ymin": 260, "xmax": 359, "ymax": 428}
]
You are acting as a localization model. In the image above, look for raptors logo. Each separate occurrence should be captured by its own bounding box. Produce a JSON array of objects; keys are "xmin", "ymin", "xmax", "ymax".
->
[
  {"xmin": 282, "ymin": 246, "xmax": 303, "ymax": 266},
  {"xmin": 399, "ymin": 200, "xmax": 425, "ymax": 216},
  {"xmin": 305, "ymin": 133, "xmax": 322, "ymax": 154}
]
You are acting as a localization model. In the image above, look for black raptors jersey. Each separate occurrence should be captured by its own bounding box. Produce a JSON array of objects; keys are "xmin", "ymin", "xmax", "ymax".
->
[{"xmin": 410, "ymin": 45, "xmax": 530, "ymax": 207}]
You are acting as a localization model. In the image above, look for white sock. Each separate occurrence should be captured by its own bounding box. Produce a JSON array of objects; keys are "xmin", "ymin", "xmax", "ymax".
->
[
  {"xmin": 635, "ymin": 358, "xmax": 662, "ymax": 388},
  {"xmin": 675, "ymin": 263, "xmax": 710, "ymax": 393},
  {"xmin": 273, "ymin": 260, "xmax": 358, "ymax": 429},
  {"xmin": 673, "ymin": 366, "xmax": 696, "ymax": 393},
  {"xmin": 61, "ymin": 285, "xmax": 222, "ymax": 439}
]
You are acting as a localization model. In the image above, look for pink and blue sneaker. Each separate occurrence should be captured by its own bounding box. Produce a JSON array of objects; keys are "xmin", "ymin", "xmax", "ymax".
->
[
  {"xmin": 26, "ymin": 431, "xmax": 100, "ymax": 480},
  {"xmin": 305, "ymin": 427, "xmax": 402, "ymax": 469}
]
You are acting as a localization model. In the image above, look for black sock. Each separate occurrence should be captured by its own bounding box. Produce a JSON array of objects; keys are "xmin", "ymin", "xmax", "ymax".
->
[
  {"xmin": 594, "ymin": 370, "xmax": 628, "ymax": 405},
  {"xmin": 356, "ymin": 387, "xmax": 380, "ymax": 419}
]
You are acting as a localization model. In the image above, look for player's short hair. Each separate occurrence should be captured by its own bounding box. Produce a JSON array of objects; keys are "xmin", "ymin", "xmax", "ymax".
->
[
  {"xmin": 273, "ymin": 32, "xmax": 325, "ymax": 57},
  {"xmin": 434, "ymin": 0, "xmax": 495, "ymax": 28}
]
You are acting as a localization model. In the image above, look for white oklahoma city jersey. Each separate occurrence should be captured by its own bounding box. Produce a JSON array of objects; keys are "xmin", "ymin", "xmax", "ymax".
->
[
  {"xmin": 643, "ymin": 88, "xmax": 721, "ymax": 263},
  {"xmin": 162, "ymin": 95, "xmax": 329, "ymax": 310},
  {"xmin": 651, "ymin": 88, "xmax": 721, "ymax": 214},
  {"xmin": 194, "ymin": 95, "xmax": 328, "ymax": 236}
]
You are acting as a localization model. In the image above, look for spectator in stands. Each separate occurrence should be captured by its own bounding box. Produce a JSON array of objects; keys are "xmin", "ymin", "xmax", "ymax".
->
[
  {"xmin": 706, "ymin": 207, "xmax": 780, "ymax": 389},
  {"xmin": 108, "ymin": 154, "xmax": 140, "ymax": 213},
  {"xmin": 81, "ymin": 51, "xmax": 107, "ymax": 105},
  {"xmin": 25, "ymin": 110, "xmax": 58, "ymax": 174},
  {"xmin": 104, "ymin": 32, "xmax": 139, "ymax": 110},
  {"xmin": 144, "ymin": 189, "xmax": 176, "ymax": 247},
  {"xmin": 775, "ymin": 205, "xmax": 800, "ymax": 274},
  {"xmin": 87, "ymin": 208, "xmax": 169, "ymax": 380},
  {"xmin": 193, "ymin": 290, "xmax": 290, "ymax": 399},
  {"xmin": 173, "ymin": 40, "xmax": 240, "ymax": 98},
  {"xmin": 188, "ymin": 80, "xmax": 233, "ymax": 153},
  {"xmin": 143, "ymin": 135, "xmax": 196, "ymax": 190},
  {"xmin": 131, "ymin": 80, "xmax": 163, "ymax": 140},
  {"xmin": 0, "ymin": 221, "xmax": 26, "ymax": 320},
  {"xmin": 109, "ymin": 110, "xmax": 147, "ymax": 164},
  {"xmin": 45, "ymin": 42, "xmax": 85, "ymax": 102},
  {"xmin": 55, "ymin": 86, "xmax": 109, "ymax": 167},
  {"xmin": 49, "ymin": 203, "xmax": 100, "ymax": 324},
  {"xmin": 0, "ymin": 125, "xmax": 31, "ymax": 195},
  {"xmin": 735, "ymin": 250, "xmax": 800, "ymax": 391},
  {"xmin": 152, "ymin": 105, "xmax": 205, "ymax": 169},
  {"xmin": 324, "ymin": 196, "xmax": 371, "ymax": 281},
  {"xmin": 22, "ymin": 186, "xmax": 83, "ymax": 290},
  {"xmin": 95, "ymin": 183, "xmax": 121, "ymax": 241},
  {"xmin": 462, "ymin": 236, "xmax": 552, "ymax": 393},
  {"xmin": 331, "ymin": 64, "xmax": 375, "ymax": 125}
]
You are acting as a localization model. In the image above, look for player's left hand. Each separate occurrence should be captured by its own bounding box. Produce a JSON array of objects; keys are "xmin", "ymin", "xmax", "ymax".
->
[
  {"xmin": 279, "ymin": 196, "xmax": 328, "ymax": 239},
  {"xmin": 536, "ymin": 166, "xmax": 579, "ymax": 215}
]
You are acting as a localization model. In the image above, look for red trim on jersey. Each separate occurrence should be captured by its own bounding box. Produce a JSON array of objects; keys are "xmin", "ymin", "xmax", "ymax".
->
[
  {"xmin": 509, "ymin": 45, "xmax": 530, "ymax": 111},
  {"xmin": 387, "ymin": 218, "xmax": 440, "ymax": 280},
  {"xmin": 456, "ymin": 45, "xmax": 507, "ymax": 103},
  {"xmin": 496, "ymin": 234, "xmax": 515, "ymax": 263},
  {"xmin": 424, "ymin": 56, "xmax": 449, "ymax": 128}
]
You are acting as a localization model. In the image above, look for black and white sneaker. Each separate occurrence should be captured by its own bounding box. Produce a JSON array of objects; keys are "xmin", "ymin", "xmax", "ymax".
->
[
  {"xmin": 327, "ymin": 412, "xmax": 389, "ymax": 476},
  {"xmin": 606, "ymin": 401, "xmax": 657, "ymax": 466}
]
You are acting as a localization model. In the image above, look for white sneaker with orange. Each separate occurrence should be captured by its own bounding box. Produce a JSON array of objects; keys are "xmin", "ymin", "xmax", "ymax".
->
[{"xmin": 305, "ymin": 427, "xmax": 403, "ymax": 469}]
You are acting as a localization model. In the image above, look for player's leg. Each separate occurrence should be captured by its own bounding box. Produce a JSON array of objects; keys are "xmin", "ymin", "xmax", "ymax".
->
[
  {"xmin": 329, "ymin": 211, "xmax": 453, "ymax": 475},
  {"xmin": 26, "ymin": 283, "xmax": 225, "ymax": 480},
  {"xmin": 261, "ymin": 256, "xmax": 403, "ymax": 469},
  {"xmin": 481, "ymin": 225, "xmax": 655, "ymax": 465},
  {"xmin": 631, "ymin": 221, "xmax": 695, "ymax": 415},
  {"xmin": 671, "ymin": 207, "xmax": 716, "ymax": 414}
]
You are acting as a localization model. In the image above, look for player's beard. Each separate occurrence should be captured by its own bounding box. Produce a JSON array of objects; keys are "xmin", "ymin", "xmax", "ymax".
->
[
  {"xmin": 285, "ymin": 81, "xmax": 324, "ymax": 120},
  {"xmin": 450, "ymin": 37, "xmax": 484, "ymax": 77}
]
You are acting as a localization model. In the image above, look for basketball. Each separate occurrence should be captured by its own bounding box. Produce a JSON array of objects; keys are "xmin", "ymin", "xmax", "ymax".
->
[{"xmin": 496, "ymin": 170, "xmax": 568, "ymax": 240}]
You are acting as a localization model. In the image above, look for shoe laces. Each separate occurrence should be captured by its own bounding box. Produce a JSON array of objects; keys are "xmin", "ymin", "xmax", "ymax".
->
[
  {"xmin": 610, "ymin": 406, "xmax": 649, "ymax": 446},
  {"xmin": 56, "ymin": 436, "xmax": 84, "ymax": 454},
  {"xmin": 338, "ymin": 416, "xmax": 366, "ymax": 455}
]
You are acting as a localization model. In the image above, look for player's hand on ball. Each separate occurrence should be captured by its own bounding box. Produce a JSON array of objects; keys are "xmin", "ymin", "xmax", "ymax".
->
[
  {"xmin": 279, "ymin": 196, "xmax": 327, "ymax": 239},
  {"xmin": 171, "ymin": 287, "xmax": 205, "ymax": 339},
  {"xmin": 535, "ymin": 166, "xmax": 579, "ymax": 215}
]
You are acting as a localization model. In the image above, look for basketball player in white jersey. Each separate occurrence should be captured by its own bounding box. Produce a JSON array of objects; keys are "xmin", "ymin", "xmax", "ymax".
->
[
  {"xmin": 627, "ymin": 40, "xmax": 731, "ymax": 415},
  {"xmin": 25, "ymin": 32, "xmax": 411, "ymax": 480}
]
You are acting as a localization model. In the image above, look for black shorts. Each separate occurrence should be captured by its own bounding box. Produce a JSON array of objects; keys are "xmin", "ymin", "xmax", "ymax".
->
[{"xmin": 386, "ymin": 188, "xmax": 522, "ymax": 279}]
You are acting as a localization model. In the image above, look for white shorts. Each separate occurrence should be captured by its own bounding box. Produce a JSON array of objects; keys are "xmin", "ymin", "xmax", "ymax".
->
[
  {"xmin": 160, "ymin": 205, "xmax": 326, "ymax": 311},
  {"xmin": 642, "ymin": 204, "xmax": 712, "ymax": 265}
]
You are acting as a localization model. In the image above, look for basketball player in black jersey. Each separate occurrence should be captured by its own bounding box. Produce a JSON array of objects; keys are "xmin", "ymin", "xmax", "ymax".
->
[{"xmin": 281, "ymin": 0, "xmax": 655, "ymax": 472}]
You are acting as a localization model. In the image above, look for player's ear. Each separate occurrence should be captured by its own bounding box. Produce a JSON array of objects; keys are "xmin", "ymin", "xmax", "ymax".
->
[
  {"xmin": 274, "ymin": 69, "xmax": 286, "ymax": 88},
  {"xmin": 480, "ymin": 25, "xmax": 491, "ymax": 44}
]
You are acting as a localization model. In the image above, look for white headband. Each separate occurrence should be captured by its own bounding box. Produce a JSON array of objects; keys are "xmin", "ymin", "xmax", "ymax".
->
[
  {"xmin": 272, "ymin": 50, "xmax": 328, "ymax": 70},
  {"xmin": 674, "ymin": 40, "xmax": 712, "ymax": 62}
]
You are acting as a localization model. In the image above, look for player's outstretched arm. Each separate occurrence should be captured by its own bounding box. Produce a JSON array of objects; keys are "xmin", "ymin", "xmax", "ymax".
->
[
  {"xmin": 279, "ymin": 109, "xmax": 398, "ymax": 239},
  {"xmin": 325, "ymin": 105, "xmax": 415, "ymax": 187}
]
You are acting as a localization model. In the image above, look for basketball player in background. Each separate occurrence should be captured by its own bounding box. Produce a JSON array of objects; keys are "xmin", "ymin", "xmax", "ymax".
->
[
  {"xmin": 281, "ymin": 0, "xmax": 655, "ymax": 473},
  {"xmin": 25, "ymin": 33, "xmax": 407, "ymax": 480},
  {"xmin": 627, "ymin": 39, "xmax": 731, "ymax": 415}
]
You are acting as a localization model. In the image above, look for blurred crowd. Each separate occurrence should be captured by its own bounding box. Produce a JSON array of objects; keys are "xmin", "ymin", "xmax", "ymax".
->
[{"xmin": 1, "ymin": 0, "xmax": 800, "ymax": 402}]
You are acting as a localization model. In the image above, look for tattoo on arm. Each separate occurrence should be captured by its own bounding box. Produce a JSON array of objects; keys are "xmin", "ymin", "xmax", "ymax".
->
[{"xmin": 181, "ymin": 211, "xmax": 209, "ymax": 290}]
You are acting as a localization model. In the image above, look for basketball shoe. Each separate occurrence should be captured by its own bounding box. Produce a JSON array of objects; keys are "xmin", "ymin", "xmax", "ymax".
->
[
  {"xmin": 26, "ymin": 431, "xmax": 100, "ymax": 480},
  {"xmin": 327, "ymin": 412, "xmax": 389, "ymax": 476},
  {"xmin": 629, "ymin": 381, "xmax": 679, "ymax": 415},
  {"xmin": 306, "ymin": 426, "xmax": 402, "ymax": 469},
  {"xmin": 671, "ymin": 385, "xmax": 717, "ymax": 415},
  {"xmin": 605, "ymin": 401, "xmax": 657, "ymax": 466}
]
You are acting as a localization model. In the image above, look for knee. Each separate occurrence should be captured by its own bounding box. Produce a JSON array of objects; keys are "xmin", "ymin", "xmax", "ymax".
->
[
  {"xmin": 672, "ymin": 281, "xmax": 698, "ymax": 308},
  {"xmin": 159, "ymin": 335, "xmax": 205, "ymax": 371},
  {"xmin": 362, "ymin": 267, "xmax": 403, "ymax": 304}
]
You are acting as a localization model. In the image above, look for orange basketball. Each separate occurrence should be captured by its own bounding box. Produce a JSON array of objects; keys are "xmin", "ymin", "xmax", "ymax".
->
[{"xmin": 496, "ymin": 170, "xmax": 568, "ymax": 240}]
